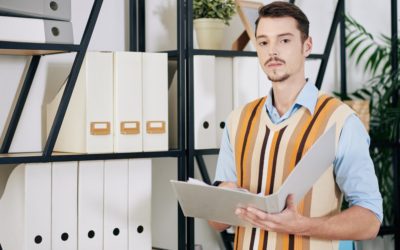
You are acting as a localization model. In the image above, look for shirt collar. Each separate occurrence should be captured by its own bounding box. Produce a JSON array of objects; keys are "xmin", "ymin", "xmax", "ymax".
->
[{"xmin": 265, "ymin": 80, "xmax": 319, "ymax": 116}]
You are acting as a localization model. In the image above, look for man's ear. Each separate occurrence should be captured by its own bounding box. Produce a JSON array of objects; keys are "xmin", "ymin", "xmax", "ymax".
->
[{"xmin": 303, "ymin": 36, "xmax": 313, "ymax": 57}]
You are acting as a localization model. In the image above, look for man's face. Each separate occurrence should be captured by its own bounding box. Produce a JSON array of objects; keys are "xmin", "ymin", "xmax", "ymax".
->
[{"xmin": 255, "ymin": 16, "xmax": 312, "ymax": 83}]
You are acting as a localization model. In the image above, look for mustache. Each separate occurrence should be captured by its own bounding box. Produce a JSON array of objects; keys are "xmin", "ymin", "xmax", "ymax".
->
[{"xmin": 265, "ymin": 57, "xmax": 285, "ymax": 65}]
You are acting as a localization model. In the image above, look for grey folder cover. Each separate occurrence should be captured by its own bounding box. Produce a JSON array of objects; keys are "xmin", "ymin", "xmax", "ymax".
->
[
  {"xmin": 171, "ymin": 125, "xmax": 336, "ymax": 227},
  {"xmin": 0, "ymin": 0, "xmax": 71, "ymax": 21},
  {"xmin": 43, "ymin": 19, "xmax": 73, "ymax": 44}
]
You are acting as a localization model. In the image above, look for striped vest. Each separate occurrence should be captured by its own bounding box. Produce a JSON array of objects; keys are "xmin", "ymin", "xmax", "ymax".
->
[{"xmin": 227, "ymin": 94, "xmax": 354, "ymax": 250}]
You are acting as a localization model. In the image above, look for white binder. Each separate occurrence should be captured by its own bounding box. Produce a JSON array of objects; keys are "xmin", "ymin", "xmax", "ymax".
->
[
  {"xmin": 128, "ymin": 159, "xmax": 152, "ymax": 250},
  {"xmin": 0, "ymin": 163, "xmax": 51, "ymax": 250},
  {"xmin": 142, "ymin": 53, "xmax": 168, "ymax": 151},
  {"xmin": 78, "ymin": 161, "xmax": 104, "ymax": 250},
  {"xmin": 103, "ymin": 159, "xmax": 129, "ymax": 250},
  {"xmin": 193, "ymin": 55, "xmax": 217, "ymax": 149},
  {"xmin": 51, "ymin": 161, "xmax": 78, "ymax": 250},
  {"xmin": 233, "ymin": 57, "xmax": 259, "ymax": 108},
  {"xmin": 258, "ymin": 63, "xmax": 272, "ymax": 98},
  {"xmin": 113, "ymin": 52, "xmax": 143, "ymax": 153},
  {"xmin": 214, "ymin": 57, "xmax": 233, "ymax": 148},
  {"xmin": 0, "ymin": 0, "xmax": 71, "ymax": 21},
  {"xmin": 0, "ymin": 16, "xmax": 73, "ymax": 44},
  {"xmin": 47, "ymin": 51, "xmax": 114, "ymax": 153}
]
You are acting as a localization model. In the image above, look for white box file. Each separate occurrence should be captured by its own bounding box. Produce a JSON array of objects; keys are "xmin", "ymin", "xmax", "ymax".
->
[
  {"xmin": 233, "ymin": 57, "xmax": 259, "ymax": 108},
  {"xmin": 128, "ymin": 159, "xmax": 152, "ymax": 250},
  {"xmin": 113, "ymin": 52, "xmax": 143, "ymax": 153},
  {"xmin": 215, "ymin": 57, "xmax": 233, "ymax": 147},
  {"xmin": 142, "ymin": 53, "xmax": 168, "ymax": 151},
  {"xmin": 78, "ymin": 161, "xmax": 104, "ymax": 250},
  {"xmin": 193, "ymin": 55, "xmax": 218, "ymax": 149},
  {"xmin": 0, "ymin": 163, "xmax": 51, "ymax": 250},
  {"xmin": 47, "ymin": 51, "xmax": 114, "ymax": 153},
  {"xmin": 103, "ymin": 159, "xmax": 129, "ymax": 250},
  {"xmin": 51, "ymin": 161, "xmax": 78, "ymax": 250},
  {"xmin": 0, "ymin": 0, "xmax": 71, "ymax": 21}
]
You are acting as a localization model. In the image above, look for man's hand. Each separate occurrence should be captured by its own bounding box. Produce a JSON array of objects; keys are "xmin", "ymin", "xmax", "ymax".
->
[
  {"xmin": 235, "ymin": 194, "xmax": 310, "ymax": 235},
  {"xmin": 235, "ymin": 194, "xmax": 380, "ymax": 240}
]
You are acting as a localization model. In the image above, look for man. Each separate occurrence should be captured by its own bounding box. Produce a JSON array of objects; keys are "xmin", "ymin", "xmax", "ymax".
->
[{"xmin": 209, "ymin": 1, "xmax": 382, "ymax": 250}]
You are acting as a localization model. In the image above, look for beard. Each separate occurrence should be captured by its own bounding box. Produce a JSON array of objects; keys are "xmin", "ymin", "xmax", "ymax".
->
[{"xmin": 267, "ymin": 70, "xmax": 290, "ymax": 82}]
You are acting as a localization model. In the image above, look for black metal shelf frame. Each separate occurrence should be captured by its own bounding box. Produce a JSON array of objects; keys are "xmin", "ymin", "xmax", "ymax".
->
[
  {"xmin": 0, "ymin": 0, "xmax": 104, "ymax": 161},
  {"xmin": 0, "ymin": 0, "xmax": 188, "ymax": 248}
]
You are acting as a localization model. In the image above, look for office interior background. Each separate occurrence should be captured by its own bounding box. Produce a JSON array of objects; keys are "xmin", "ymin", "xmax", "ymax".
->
[{"xmin": 0, "ymin": 0, "xmax": 398, "ymax": 249}]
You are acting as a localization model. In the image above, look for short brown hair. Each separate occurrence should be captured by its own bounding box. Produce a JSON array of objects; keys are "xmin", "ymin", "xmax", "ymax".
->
[{"xmin": 255, "ymin": 1, "xmax": 309, "ymax": 42}]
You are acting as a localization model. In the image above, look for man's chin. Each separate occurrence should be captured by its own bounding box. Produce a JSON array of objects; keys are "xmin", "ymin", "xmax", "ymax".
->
[{"xmin": 267, "ymin": 74, "xmax": 290, "ymax": 82}]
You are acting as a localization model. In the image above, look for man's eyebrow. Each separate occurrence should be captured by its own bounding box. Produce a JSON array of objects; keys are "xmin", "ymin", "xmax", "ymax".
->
[{"xmin": 256, "ymin": 33, "xmax": 295, "ymax": 39}]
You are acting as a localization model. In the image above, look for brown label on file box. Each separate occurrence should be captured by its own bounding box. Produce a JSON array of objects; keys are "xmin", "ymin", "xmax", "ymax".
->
[
  {"xmin": 146, "ymin": 121, "xmax": 166, "ymax": 134},
  {"xmin": 120, "ymin": 121, "xmax": 140, "ymax": 134},
  {"xmin": 90, "ymin": 122, "xmax": 111, "ymax": 135}
]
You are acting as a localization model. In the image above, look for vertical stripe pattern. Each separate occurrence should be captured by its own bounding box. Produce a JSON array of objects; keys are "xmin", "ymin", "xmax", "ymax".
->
[{"xmin": 229, "ymin": 95, "xmax": 354, "ymax": 250}]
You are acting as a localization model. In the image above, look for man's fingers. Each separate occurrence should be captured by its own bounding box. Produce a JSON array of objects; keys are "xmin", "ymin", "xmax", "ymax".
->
[{"xmin": 286, "ymin": 194, "xmax": 296, "ymax": 210}]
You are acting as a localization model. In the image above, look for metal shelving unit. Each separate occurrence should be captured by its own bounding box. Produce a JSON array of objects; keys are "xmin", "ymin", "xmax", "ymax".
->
[
  {"xmin": 133, "ymin": 0, "xmax": 400, "ymax": 249},
  {"xmin": 1, "ymin": 0, "xmax": 188, "ymax": 249}
]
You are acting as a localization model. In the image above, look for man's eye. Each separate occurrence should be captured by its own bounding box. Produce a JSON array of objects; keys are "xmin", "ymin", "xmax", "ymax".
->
[
  {"xmin": 259, "ymin": 41, "xmax": 268, "ymax": 46},
  {"xmin": 281, "ymin": 39, "xmax": 290, "ymax": 43}
]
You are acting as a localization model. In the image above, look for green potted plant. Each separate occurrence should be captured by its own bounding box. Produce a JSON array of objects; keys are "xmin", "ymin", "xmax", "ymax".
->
[
  {"xmin": 193, "ymin": 0, "xmax": 236, "ymax": 49},
  {"xmin": 341, "ymin": 15, "xmax": 400, "ymax": 228}
]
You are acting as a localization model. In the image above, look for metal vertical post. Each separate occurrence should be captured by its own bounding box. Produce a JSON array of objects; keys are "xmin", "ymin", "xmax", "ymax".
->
[
  {"xmin": 43, "ymin": 0, "xmax": 103, "ymax": 157},
  {"xmin": 129, "ymin": 0, "xmax": 137, "ymax": 51},
  {"xmin": 315, "ymin": 0, "xmax": 343, "ymax": 89},
  {"xmin": 390, "ymin": 0, "xmax": 399, "ymax": 248},
  {"xmin": 339, "ymin": 0, "xmax": 347, "ymax": 98},
  {"xmin": 186, "ymin": 0, "xmax": 195, "ymax": 248},
  {"xmin": 177, "ymin": 0, "xmax": 187, "ymax": 249},
  {"xmin": 138, "ymin": 0, "xmax": 145, "ymax": 51}
]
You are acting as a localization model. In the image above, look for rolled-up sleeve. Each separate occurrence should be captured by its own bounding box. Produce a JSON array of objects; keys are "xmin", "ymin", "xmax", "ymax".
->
[
  {"xmin": 214, "ymin": 128, "xmax": 237, "ymax": 182},
  {"xmin": 334, "ymin": 114, "xmax": 383, "ymax": 222}
]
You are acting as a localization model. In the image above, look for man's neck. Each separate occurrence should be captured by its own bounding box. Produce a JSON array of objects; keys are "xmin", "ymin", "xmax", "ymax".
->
[{"xmin": 272, "ymin": 76, "xmax": 307, "ymax": 116}]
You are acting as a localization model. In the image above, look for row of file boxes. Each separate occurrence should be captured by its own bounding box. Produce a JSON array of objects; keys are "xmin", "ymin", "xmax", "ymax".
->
[
  {"xmin": 0, "ymin": 159, "xmax": 152, "ymax": 250},
  {"xmin": 0, "ymin": 0, "xmax": 73, "ymax": 44},
  {"xmin": 192, "ymin": 55, "xmax": 272, "ymax": 149},
  {"xmin": 192, "ymin": 55, "xmax": 321, "ymax": 149},
  {"xmin": 47, "ymin": 51, "xmax": 168, "ymax": 153}
]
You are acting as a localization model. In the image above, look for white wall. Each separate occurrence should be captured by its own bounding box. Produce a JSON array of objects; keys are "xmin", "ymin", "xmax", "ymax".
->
[{"xmin": 0, "ymin": 0, "xmax": 394, "ymax": 249}]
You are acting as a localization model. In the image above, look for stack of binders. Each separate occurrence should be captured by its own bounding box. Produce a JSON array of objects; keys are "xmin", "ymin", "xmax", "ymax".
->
[
  {"xmin": 191, "ymin": 55, "xmax": 272, "ymax": 149},
  {"xmin": 0, "ymin": 159, "xmax": 152, "ymax": 250},
  {"xmin": 0, "ymin": 0, "xmax": 73, "ymax": 44},
  {"xmin": 46, "ymin": 51, "xmax": 169, "ymax": 153}
]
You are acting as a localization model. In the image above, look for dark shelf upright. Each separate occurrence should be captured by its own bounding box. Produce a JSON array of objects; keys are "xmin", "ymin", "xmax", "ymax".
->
[
  {"xmin": 186, "ymin": 0, "xmax": 196, "ymax": 249},
  {"xmin": 390, "ymin": 0, "xmax": 399, "ymax": 248},
  {"xmin": 43, "ymin": 0, "xmax": 104, "ymax": 158},
  {"xmin": 177, "ymin": 0, "xmax": 187, "ymax": 249}
]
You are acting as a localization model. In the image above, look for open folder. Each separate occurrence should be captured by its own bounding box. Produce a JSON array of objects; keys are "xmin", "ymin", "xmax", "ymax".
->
[{"xmin": 171, "ymin": 125, "xmax": 336, "ymax": 227}]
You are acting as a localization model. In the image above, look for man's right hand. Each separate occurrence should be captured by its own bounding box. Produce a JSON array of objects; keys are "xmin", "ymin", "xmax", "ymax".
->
[{"xmin": 208, "ymin": 181, "xmax": 237, "ymax": 231}]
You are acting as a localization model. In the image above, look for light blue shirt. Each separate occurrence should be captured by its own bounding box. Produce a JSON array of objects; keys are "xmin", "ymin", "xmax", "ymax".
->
[{"xmin": 215, "ymin": 82, "xmax": 383, "ymax": 222}]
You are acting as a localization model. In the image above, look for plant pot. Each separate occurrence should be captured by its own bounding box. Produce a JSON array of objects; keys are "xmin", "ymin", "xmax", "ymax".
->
[{"xmin": 193, "ymin": 18, "xmax": 226, "ymax": 50}]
